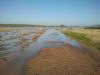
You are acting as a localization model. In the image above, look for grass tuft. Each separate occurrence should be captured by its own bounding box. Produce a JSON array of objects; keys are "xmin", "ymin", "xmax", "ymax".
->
[{"xmin": 64, "ymin": 31, "xmax": 100, "ymax": 51}]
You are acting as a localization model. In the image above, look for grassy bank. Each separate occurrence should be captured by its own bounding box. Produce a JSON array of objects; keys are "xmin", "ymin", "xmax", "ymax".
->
[
  {"xmin": 0, "ymin": 27, "xmax": 34, "ymax": 32},
  {"xmin": 63, "ymin": 29, "xmax": 100, "ymax": 51},
  {"xmin": 0, "ymin": 27, "xmax": 23, "ymax": 32}
]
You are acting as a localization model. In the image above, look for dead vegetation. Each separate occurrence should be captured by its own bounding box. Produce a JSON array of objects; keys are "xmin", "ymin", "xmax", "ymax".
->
[{"xmin": 63, "ymin": 29, "xmax": 100, "ymax": 51}]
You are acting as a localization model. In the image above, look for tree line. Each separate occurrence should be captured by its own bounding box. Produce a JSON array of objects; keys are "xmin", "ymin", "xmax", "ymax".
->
[{"xmin": 0, "ymin": 24, "xmax": 100, "ymax": 29}]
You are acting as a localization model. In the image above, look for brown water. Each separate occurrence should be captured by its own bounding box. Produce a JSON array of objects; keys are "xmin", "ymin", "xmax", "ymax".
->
[{"xmin": 0, "ymin": 29, "xmax": 80, "ymax": 75}]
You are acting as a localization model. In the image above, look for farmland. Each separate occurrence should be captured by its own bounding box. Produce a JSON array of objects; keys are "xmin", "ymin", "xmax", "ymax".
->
[{"xmin": 63, "ymin": 29, "xmax": 100, "ymax": 51}]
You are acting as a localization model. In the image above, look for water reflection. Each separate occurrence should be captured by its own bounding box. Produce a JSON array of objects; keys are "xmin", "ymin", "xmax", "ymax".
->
[
  {"xmin": 0, "ymin": 29, "xmax": 36, "ymax": 69},
  {"xmin": 0, "ymin": 29, "xmax": 80, "ymax": 65},
  {"xmin": 0, "ymin": 28, "xmax": 81, "ymax": 75},
  {"xmin": 38, "ymin": 29, "xmax": 81, "ymax": 48},
  {"xmin": 19, "ymin": 37, "xmax": 32, "ymax": 51}
]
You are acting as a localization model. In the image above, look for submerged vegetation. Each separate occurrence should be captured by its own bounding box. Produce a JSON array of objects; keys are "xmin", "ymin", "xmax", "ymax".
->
[{"xmin": 64, "ymin": 29, "xmax": 100, "ymax": 51}]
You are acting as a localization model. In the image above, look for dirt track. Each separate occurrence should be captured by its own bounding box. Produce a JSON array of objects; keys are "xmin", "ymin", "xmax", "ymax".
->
[{"xmin": 25, "ymin": 43, "xmax": 100, "ymax": 75}]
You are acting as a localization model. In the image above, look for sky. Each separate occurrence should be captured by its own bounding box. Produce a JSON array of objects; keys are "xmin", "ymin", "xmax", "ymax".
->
[{"xmin": 0, "ymin": 0, "xmax": 100, "ymax": 26}]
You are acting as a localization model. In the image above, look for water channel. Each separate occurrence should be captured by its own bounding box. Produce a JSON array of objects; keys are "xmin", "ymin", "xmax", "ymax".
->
[{"xmin": 0, "ymin": 29, "xmax": 80, "ymax": 75}]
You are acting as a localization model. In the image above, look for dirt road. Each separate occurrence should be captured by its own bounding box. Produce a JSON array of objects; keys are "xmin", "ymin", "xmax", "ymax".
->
[{"xmin": 25, "ymin": 29, "xmax": 100, "ymax": 75}]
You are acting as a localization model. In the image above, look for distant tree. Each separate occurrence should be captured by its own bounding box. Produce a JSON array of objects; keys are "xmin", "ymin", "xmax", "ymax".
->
[{"xmin": 60, "ymin": 24, "xmax": 64, "ymax": 27}]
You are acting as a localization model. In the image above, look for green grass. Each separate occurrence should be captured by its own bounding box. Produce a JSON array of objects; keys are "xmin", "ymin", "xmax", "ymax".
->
[{"xmin": 64, "ymin": 31, "xmax": 100, "ymax": 51}]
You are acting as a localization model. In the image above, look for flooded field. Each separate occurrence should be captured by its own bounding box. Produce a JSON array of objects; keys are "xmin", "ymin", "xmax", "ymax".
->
[
  {"xmin": 0, "ymin": 28, "xmax": 45, "ymax": 75},
  {"xmin": 25, "ymin": 29, "xmax": 100, "ymax": 75},
  {"xmin": 38, "ymin": 29, "xmax": 80, "ymax": 48},
  {"xmin": 0, "ymin": 0, "xmax": 100, "ymax": 74},
  {"xmin": 0, "ymin": 28, "xmax": 82, "ymax": 75}
]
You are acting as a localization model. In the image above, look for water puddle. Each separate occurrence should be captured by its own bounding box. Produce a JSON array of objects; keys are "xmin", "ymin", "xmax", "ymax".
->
[
  {"xmin": 0, "ymin": 29, "xmax": 40, "ymax": 75},
  {"xmin": 0, "ymin": 28, "xmax": 81, "ymax": 75},
  {"xmin": 38, "ymin": 29, "xmax": 80, "ymax": 48}
]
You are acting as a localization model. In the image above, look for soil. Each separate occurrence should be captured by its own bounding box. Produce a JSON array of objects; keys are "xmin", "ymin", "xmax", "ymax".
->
[{"xmin": 25, "ymin": 43, "xmax": 100, "ymax": 75}]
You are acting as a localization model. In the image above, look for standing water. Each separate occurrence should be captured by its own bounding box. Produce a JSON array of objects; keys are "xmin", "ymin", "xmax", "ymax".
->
[{"xmin": 0, "ymin": 28, "xmax": 80, "ymax": 75}]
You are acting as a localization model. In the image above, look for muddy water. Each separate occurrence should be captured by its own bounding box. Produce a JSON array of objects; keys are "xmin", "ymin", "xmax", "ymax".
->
[
  {"xmin": 38, "ymin": 29, "xmax": 80, "ymax": 48},
  {"xmin": 0, "ymin": 29, "xmax": 40, "ymax": 75},
  {"xmin": 0, "ymin": 29, "xmax": 80, "ymax": 75}
]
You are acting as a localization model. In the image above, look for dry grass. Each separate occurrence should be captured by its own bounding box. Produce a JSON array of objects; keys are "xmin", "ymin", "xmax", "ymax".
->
[
  {"xmin": 0, "ymin": 27, "xmax": 13, "ymax": 31},
  {"xmin": 63, "ymin": 29, "xmax": 100, "ymax": 50},
  {"xmin": 70, "ymin": 29, "xmax": 100, "ymax": 42},
  {"xmin": 0, "ymin": 27, "xmax": 33, "ymax": 32}
]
